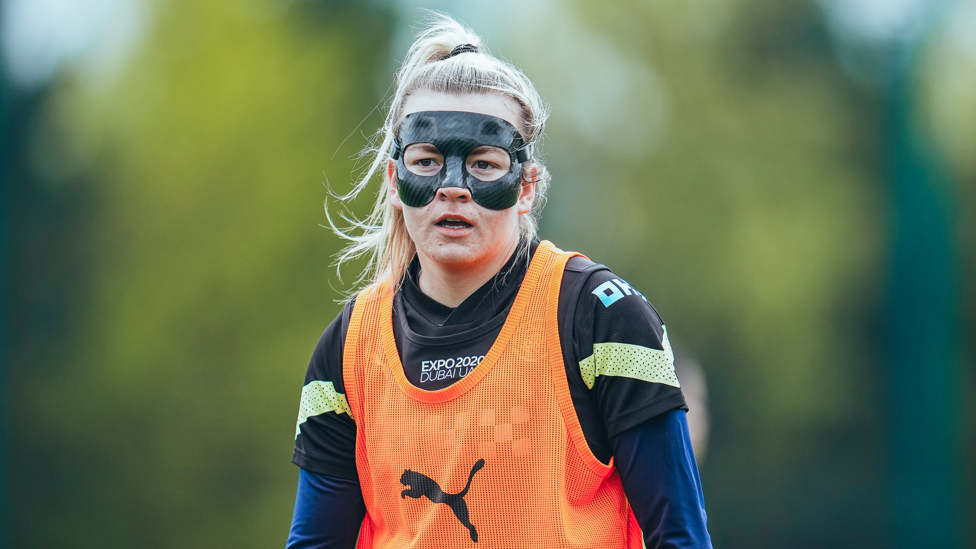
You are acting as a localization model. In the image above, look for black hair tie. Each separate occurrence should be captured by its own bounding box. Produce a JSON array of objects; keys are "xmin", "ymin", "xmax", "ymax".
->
[{"xmin": 450, "ymin": 44, "xmax": 478, "ymax": 57}]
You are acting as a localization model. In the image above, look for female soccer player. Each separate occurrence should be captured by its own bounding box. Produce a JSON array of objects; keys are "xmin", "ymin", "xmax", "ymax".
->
[{"xmin": 288, "ymin": 13, "xmax": 712, "ymax": 549}]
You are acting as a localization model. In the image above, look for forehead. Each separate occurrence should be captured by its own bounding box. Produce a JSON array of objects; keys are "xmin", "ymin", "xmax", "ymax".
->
[{"xmin": 402, "ymin": 91, "xmax": 523, "ymax": 134}]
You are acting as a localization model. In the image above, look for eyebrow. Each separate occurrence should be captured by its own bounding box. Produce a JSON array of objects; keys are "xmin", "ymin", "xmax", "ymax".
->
[
  {"xmin": 469, "ymin": 146, "xmax": 507, "ymax": 156},
  {"xmin": 407, "ymin": 143, "xmax": 441, "ymax": 154}
]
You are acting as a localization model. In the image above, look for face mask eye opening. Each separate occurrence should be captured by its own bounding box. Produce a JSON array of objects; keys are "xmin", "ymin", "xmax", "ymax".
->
[
  {"xmin": 402, "ymin": 143, "xmax": 446, "ymax": 177},
  {"xmin": 466, "ymin": 146, "xmax": 513, "ymax": 182}
]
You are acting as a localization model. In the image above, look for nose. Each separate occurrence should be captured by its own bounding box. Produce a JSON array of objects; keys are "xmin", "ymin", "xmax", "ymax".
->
[{"xmin": 437, "ymin": 185, "xmax": 471, "ymax": 202}]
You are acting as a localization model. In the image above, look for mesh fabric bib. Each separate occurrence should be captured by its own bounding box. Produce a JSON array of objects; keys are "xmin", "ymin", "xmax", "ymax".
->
[{"xmin": 343, "ymin": 241, "xmax": 642, "ymax": 549}]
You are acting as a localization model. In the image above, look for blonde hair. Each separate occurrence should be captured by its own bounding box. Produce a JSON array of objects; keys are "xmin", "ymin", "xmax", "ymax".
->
[{"xmin": 330, "ymin": 12, "xmax": 551, "ymax": 296}]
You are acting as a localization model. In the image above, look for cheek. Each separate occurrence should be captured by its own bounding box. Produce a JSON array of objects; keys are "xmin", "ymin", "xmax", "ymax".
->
[
  {"xmin": 399, "ymin": 206, "xmax": 430, "ymax": 238},
  {"xmin": 400, "ymin": 207, "xmax": 419, "ymax": 230},
  {"xmin": 484, "ymin": 210, "xmax": 519, "ymax": 234}
]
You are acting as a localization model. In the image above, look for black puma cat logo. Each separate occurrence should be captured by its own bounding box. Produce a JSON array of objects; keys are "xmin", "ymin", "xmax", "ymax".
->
[{"xmin": 400, "ymin": 458, "xmax": 486, "ymax": 542}]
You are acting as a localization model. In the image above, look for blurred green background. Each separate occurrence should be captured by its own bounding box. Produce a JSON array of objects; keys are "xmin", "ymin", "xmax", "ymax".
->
[{"xmin": 1, "ymin": 0, "xmax": 973, "ymax": 547}]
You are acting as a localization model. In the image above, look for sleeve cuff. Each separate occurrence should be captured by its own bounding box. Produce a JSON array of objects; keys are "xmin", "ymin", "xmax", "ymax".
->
[
  {"xmin": 292, "ymin": 448, "xmax": 360, "ymax": 481},
  {"xmin": 603, "ymin": 392, "xmax": 688, "ymax": 438}
]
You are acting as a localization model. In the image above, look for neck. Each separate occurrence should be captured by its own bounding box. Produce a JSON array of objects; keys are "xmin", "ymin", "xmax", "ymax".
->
[{"xmin": 415, "ymin": 236, "xmax": 522, "ymax": 308}]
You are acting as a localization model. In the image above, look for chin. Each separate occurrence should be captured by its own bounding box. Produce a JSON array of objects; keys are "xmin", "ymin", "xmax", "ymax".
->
[{"xmin": 425, "ymin": 240, "xmax": 483, "ymax": 266}]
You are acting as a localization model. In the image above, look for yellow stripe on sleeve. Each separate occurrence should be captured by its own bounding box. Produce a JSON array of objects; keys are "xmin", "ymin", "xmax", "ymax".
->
[
  {"xmin": 579, "ymin": 327, "xmax": 680, "ymax": 389},
  {"xmin": 295, "ymin": 380, "xmax": 352, "ymax": 438}
]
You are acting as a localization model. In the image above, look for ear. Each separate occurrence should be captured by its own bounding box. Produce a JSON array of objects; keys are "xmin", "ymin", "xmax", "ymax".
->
[
  {"xmin": 516, "ymin": 166, "xmax": 537, "ymax": 215},
  {"xmin": 387, "ymin": 160, "xmax": 404, "ymax": 210}
]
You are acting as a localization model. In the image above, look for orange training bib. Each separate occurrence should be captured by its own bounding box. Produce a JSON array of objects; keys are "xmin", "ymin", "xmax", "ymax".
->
[{"xmin": 343, "ymin": 241, "xmax": 642, "ymax": 549}]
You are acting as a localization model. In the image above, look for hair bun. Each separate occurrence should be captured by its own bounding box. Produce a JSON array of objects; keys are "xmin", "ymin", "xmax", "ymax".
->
[{"xmin": 449, "ymin": 44, "xmax": 479, "ymax": 57}]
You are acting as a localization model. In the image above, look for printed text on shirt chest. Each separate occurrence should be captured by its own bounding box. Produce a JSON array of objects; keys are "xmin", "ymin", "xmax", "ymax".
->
[{"xmin": 417, "ymin": 354, "xmax": 485, "ymax": 384}]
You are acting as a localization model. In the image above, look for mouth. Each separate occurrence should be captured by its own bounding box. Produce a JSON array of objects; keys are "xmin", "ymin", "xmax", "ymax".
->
[{"xmin": 436, "ymin": 216, "xmax": 473, "ymax": 230}]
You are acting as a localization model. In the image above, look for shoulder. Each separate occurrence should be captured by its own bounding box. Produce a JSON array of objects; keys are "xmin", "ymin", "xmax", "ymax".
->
[
  {"xmin": 561, "ymin": 255, "xmax": 667, "ymax": 344},
  {"xmin": 584, "ymin": 267, "xmax": 659, "ymax": 317},
  {"xmin": 564, "ymin": 258, "xmax": 676, "ymax": 389},
  {"xmin": 305, "ymin": 298, "xmax": 357, "ymax": 391},
  {"xmin": 558, "ymin": 254, "xmax": 610, "ymax": 310},
  {"xmin": 556, "ymin": 252, "xmax": 685, "ymax": 437}
]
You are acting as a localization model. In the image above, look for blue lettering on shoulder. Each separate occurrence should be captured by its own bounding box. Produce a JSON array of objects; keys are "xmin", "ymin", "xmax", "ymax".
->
[
  {"xmin": 613, "ymin": 278, "xmax": 648, "ymax": 302},
  {"xmin": 593, "ymin": 278, "xmax": 647, "ymax": 307},
  {"xmin": 592, "ymin": 280, "xmax": 625, "ymax": 307}
]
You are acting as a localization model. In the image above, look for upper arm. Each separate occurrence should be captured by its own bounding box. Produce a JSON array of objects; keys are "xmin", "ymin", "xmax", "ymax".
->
[
  {"xmin": 293, "ymin": 300, "xmax": 360, "ymax": 480},
  {"xmin": 573, "ymin": 268, "xmax": 687, "ymax": 437}
]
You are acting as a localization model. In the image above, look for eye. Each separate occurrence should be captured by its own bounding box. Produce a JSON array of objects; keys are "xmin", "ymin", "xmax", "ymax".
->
[
  {"xmin": 466, "ymin": 146, "xmax": 511, "ymax": 182},
  {"xmin": 402, "ymin": 144, "xmax": 443, "ymax": 176}
]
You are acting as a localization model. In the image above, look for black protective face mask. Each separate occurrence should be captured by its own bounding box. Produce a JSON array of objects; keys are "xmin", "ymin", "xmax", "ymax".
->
[{"xmin": 391, "ymin": 111, "xmax": 532, "ymax": 210}]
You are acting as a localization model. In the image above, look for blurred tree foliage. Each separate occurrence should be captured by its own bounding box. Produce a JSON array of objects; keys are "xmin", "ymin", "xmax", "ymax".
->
[
  {"xmin": 918, "ymin": 0, "xmax": 976, "ymax": 346},
  {"xmin": 540, "ymin": 0, "xmax": 888, "ymax": 546},
  {"xmin": 9, "ymin": 0, "xmax": 392, "ymax": 547},
  {"xmin": 917, "ymin": 7, "xmax": 976, "ymax": 542}
]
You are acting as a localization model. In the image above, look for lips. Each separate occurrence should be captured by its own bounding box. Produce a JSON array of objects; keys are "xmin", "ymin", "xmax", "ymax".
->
[{"xmin": 436, "ymin": 214, "xmax": 473, "ymax": 230}]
